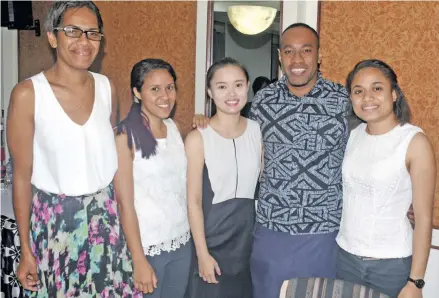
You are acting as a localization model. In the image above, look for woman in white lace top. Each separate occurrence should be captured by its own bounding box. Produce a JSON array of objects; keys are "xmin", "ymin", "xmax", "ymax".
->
[
  {"xmin": 336, "ymin": 59, "xmax": 435, "ymax": 298},
  {"xmin": 113, "ymin": 59, "xmax": 191, "ymax": 298}
]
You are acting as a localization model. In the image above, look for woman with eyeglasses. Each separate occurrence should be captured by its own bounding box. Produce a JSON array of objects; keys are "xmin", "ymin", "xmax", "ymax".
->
[{"xmin": 7, "ymin": 1, "xmax": 140, "ymax": 297}]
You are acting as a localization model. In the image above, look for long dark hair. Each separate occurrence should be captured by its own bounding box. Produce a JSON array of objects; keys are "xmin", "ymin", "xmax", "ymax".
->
[
  {"xmin": 346, "ymin": 59, "xmax": 411, "ymax": 128},
  {"xmin": 116, "ymin": 58, "xmax": 177, "ymax": 159}
]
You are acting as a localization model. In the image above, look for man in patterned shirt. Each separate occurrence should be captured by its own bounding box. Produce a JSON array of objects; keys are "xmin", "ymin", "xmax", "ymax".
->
[{"xmin": 249, "ymin": 23, "xmax": 350, "ymax": 298}]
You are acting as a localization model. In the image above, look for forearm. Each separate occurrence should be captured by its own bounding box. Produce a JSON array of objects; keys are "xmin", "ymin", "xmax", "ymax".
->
[
  {"xmin": 188, "ymin": 200, "xmax": 209, "ymax": 258},
  {"xmin": 118, "ymin": 203, "xmax": 148, "ymax": 263},
  {"xmin": 410, "ymin": 218, "xmax": 432, "ymax": 278},
  {"xmin": 12, "ymin": 180, "xmax": 33, "ymax": 256}
]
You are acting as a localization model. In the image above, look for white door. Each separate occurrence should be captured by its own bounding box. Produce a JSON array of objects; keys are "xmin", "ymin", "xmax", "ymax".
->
[{"xmin": 1, "ymin": 27, "xmax": 19, "ymax": 160}]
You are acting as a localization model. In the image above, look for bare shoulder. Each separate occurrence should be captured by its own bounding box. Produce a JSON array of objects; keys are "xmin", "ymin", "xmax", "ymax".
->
[
  {"xmin": 11, "ymin": 79, "xmax": 35, "ymax": 102},
  {"xmin": 9, "ymin": 80, "xmax": 35, "ymax": 115},
  {"xmin": 184, "ymin": 129, "xmax": 204, "ymax": 154},
  {"xmin": 407, "ymin": 131, "xmax": 435, "ymax": 165},
  {"xmin": 186, "ymin": 129, "xmax": 203, "ymax": 143},
  {"xmin": 408, "ymin": 132, "xmax": 433, "ymax": 153}
]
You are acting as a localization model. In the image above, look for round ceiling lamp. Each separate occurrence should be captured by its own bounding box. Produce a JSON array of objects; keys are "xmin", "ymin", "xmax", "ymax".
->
[{"xmin": 227, "ymin": 5, "xmax": 277, "ymax": 35}]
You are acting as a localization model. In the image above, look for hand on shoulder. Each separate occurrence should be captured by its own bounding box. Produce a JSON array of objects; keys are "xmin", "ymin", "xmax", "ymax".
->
[{"xmin": 191, "ymin": 114, "xmax": 210, "ymax": 129}]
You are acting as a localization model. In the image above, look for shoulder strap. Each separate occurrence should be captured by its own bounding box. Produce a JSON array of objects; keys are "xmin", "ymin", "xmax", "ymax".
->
[
  {"xmin": 90, "ymin": 72, "xmax": 112, "ymax": 114},
  {"xmin": 28, "ymin": 72, "xmax": 49, "ymax": 119}
]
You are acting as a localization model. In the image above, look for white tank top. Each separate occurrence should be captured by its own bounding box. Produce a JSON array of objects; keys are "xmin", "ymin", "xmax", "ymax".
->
[
  {"xmin": 336, "ymin": 123, "xmax": 423, "ymax": 258},
  {"xmin": 30, "ymin": 72, "xmax": 117, "ymax": 196},
  {"xmin": 199, "ymin": 119, "xmax": 262, "ymax": 204},
  {"xmin": 132, "ymin": 119, "xmax": 190, "ymax": 256}
]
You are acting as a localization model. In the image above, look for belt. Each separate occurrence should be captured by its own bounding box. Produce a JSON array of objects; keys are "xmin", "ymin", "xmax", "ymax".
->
[{"xmin": 355, "ymin": 255, "xmax": 381, "ymax": 261}]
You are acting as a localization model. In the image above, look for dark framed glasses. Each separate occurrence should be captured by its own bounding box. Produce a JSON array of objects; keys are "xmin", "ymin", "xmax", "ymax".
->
[{"xmin": 54, "ymin": 26, "xmax": 104, "ymax": 41}]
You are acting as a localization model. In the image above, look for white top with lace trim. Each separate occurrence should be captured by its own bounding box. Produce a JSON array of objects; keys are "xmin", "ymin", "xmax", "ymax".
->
[{"xmin": 132, "ymin": 119, "xmax": 190, "ymax": 256}]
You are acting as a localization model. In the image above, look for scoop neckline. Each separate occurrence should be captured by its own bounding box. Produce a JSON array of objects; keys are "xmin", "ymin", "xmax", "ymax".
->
[{"xmin": 363, "ymin": 123, "xmax": 401, "ymax": 137}]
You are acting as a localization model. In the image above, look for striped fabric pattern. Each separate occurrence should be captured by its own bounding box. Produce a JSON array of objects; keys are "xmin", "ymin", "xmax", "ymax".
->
[{"xmin": 280, "ymin": 278, "xmax": 389, "ymax": 298}]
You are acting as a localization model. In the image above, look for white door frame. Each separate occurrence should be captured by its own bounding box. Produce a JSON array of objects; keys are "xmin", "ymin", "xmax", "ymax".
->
[{"xmin": 1, "ymin": 27, "xmax": 19, "ymax": 160}]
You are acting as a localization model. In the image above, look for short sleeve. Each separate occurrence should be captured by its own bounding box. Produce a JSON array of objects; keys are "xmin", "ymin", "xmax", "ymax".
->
[{"xmin": 249, "ymin": 91, "xmax": 262, "ymax": 121}]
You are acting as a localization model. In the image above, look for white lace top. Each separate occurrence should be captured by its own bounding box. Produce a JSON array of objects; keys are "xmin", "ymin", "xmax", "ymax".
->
[
  {"xmin": 133, "ymin": 119, "xmax": 190, "ymax": 256},
  {"xmin": 336, "ymin": 123, "xmax": 423, "ymax": 258}
]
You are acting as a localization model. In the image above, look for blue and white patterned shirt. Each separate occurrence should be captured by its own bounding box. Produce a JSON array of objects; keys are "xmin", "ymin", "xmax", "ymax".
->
[{"xmin": 250, "ymin": 73, "xmax": 349, "ymax": 235}]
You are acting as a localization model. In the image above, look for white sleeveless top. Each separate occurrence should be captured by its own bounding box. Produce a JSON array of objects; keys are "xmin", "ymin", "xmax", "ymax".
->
[
  {"xmin": 336, "ymin": 123, "xmax": 423, "ymax": 258},
  {"xmin": 199, "ymin": 119, "xmax": 262, "ymax": 204},
  {"xmin": 30, "ymin": 72, "xmax": 117, "ymax": 196},
  {"xmin": 133, "ymin": 119, "xmax": 190, "ymax": 256}
]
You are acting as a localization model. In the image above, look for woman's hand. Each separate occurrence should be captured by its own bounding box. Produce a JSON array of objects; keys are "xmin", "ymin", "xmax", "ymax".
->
[
  {"xmin": 133, "ymin": 257, "xmax": 158, "ymax": 294},
  {"xmin": 398, "ymin": 282, "xmax": 422, "ymax": 298},
  {"xmin": 17, "ymin": 253, "xmax": 39, "ymax": 291},
  {"xmin": 198, "ymin": 253, "xmax": 221, "ymax": 284}
]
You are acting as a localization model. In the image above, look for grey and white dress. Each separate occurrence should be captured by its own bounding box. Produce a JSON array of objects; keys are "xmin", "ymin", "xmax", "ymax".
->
[{"xmin": 186, "ymin": 119, "xmax": 262, "ymax": 298}]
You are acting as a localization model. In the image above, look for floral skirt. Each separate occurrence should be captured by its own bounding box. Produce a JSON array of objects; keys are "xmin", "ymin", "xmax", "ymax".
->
[{"xmin": 28, "ymin": 184, "xmax": 141, "ymax": 298}]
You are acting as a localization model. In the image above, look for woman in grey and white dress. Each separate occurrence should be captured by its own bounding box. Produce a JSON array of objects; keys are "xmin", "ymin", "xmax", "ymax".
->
[{"xmin": 185, "ymin": 57, "xmax": 262, "ymax": 298}]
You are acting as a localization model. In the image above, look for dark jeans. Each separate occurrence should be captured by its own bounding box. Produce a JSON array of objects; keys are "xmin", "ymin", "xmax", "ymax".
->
[
  {"xmin": 336, "ymin": 246, "xmax": 411, "ymax": 298},
  {"xmin": 144, "ymin": 242, "xmax": 192, "ymax": 298}
]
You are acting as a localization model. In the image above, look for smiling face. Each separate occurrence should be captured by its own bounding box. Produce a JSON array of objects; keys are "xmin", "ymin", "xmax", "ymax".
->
[
  {"xmin": 207, "ymin": 65, "xmax": 249, "ymax": 115},
  {"xmin": 134, "ymin": 69, "xmax": 176, "ymax": 121},
  {"xmin": 279, "ymin": 26, "xmax": 321, "ymax": 96},
  {"xmin": 47, "ymin": 7, "xmax": 101, "ymax": 70},
  {"xmin": 350, "ymin": 67, "xmax": 397, "ymax": 124}
]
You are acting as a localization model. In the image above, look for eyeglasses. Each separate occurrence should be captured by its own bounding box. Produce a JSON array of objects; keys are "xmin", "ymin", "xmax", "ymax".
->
[{"xmin": 54, "ymin": 26, "xmax": 104, "ymax": 41}]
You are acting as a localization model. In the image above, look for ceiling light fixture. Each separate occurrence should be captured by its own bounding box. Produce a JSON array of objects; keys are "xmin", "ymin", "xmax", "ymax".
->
[{"xmin": 227, "ymin": 5, "xmax": 277, "ymax": 35}]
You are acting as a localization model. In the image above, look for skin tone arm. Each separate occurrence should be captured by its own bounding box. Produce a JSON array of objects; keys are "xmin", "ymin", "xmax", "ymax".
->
[
  {"xmin": 185, "ymin": 130, "xmax": 221, "ymax": 284},
  {"xmin": 398, "ymin": 132, "xmax": 435, "ymax": 298},
  {"xmin": 6, "ymin": 80, "xmax": 40, "ymax": 291},
  {"xmin": 110, "ymin": 80, "xmax": 118, "ymax": 127},
  {"xmin": 113, "ymin": 133, "xmax": 157, "ymax": 294}
]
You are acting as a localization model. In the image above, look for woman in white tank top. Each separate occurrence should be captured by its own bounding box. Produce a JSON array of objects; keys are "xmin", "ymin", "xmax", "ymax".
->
[
  {"xmin": 336, "ymin": 59, "xmax": 435, "ymax": 298},
  {"xmin": 113, "ymin": 59, "xmax": 191, "ymax": 298},
  {"xmin": 7, "ymin": 1, "xmax": 139, "ymax": 297},
  {"xmin": 185, "ymin": 58, "xmax": 262, "ymax": 298}
]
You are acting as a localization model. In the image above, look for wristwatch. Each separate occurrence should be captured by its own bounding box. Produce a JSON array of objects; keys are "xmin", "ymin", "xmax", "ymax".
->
[{"xmin": 407, "ymin": 277, "xmax": 425, "ymax": 289}]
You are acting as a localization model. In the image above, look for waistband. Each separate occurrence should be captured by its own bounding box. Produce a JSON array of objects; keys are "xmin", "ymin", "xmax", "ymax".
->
[
  {"xmin": 354, "ymin": 255, "xmax": 381, "ymax": 261},
  {"xmin": 35, "ymin": 184, "xmax": 110, "ymax": 199}
]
